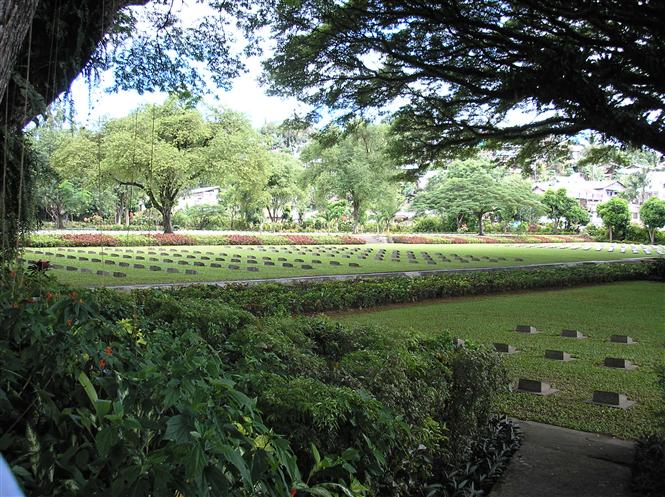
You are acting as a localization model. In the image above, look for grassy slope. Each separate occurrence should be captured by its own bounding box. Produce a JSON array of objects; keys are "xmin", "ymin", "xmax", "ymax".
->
[
  {"xmin": 24, "ymin": 242, "xmax": 661, "ymax": 287},
  {"xmin": 334, "ymin": 281, "xmax": 665, "ymax": 439}
]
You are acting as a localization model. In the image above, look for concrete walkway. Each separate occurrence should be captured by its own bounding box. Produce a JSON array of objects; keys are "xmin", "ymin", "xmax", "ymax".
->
[{"xmin": 491, "ymin": 420, "xmax": 635, "ymax": 497}]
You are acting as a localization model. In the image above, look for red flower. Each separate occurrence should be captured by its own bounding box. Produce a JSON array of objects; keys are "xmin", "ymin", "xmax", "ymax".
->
[
  {"xmin": 66, "ymin": 319, "xmax": 73, "ymax": 328},
  {"xmin": 104, "ymin": 346, "xmax": 113, "ymax": 356},
  {"xmin": 290, "ymin": 488, "xmax": 297, "ymax": 497},
  {"xmin": 98, "ymin": 358, "xmax": 107, "ymax": 369}
]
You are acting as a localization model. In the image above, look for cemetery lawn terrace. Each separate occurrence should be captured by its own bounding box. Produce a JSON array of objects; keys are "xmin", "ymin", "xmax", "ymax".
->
[
  {"xmin": 23, "ymin": 242, "xmax": 662, "ymax": 287},
  {"xmin": 334, "ymin": 280, "xmax": 665, "ymax": 440}
]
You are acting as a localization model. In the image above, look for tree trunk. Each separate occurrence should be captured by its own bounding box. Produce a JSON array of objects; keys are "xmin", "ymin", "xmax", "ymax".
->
[
  {"xmin": 56, "ymin": 212, "xmax": 65, "ymax": 229},
  {"xmin": 608, "ymin": 226, "xmax": 613, "ymax": 242},
  {"xmin": 352, "ymin": 199, "xmax": 360, "ymax": 234},
  {"xmin": 477, "ymin": 213, "xmax": 484, "ymax": 236},
  {"xmin": 161, "ymin": 207, "xmax": 174, "ymax": 234},
  {"xmin": 0, "ymin": 0, "xmax": 39, "ymax": 101},
  {"xmin": 648, "ymin": 227, "xmax": 655, "ymax": 244},
  {"xmin": 125, "ymin": 208, "xmax": 130, "ymax": 226}
]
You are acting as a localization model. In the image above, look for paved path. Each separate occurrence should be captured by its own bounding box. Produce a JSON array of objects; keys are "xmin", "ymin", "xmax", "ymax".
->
[
  {"xmin": 102, "ymin": 257, "xmax": 655, "ymax": 290},
  {"xmin": 491, "ymin": 420, "xmax": 635, "ymax": 497}
]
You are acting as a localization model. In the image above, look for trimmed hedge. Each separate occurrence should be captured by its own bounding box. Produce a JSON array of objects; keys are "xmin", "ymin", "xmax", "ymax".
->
[
  {"xmin": 131, "ymin": 261, "xmax": 658, "ymax": 317},
  {"xmin": 25, "ymin": 233, "xmax": 367, "ymax": 247},
  {"xmin": 391, "ymin": 234, "xmax": 591, "ymax": 244}
]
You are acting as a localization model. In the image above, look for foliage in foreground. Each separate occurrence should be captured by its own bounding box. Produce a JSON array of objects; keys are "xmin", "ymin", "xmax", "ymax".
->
[{"xmin": 1, "ymin": 270, "xmax": 516, "ymax": 496}]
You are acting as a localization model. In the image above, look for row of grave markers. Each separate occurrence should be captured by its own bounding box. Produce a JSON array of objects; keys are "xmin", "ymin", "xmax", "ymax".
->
[{"xmin": 455, "ymin": 325, "xmax": 640, "ymax": 409}]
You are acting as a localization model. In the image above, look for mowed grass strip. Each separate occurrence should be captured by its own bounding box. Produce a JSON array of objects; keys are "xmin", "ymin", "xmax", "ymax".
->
[
  {"xmin": 23, "ymin": 242, "xmax": 662, "ymax": 287},
  {"xmin": 333, "ymin": 281, "xmax": 665, "ymax": 439}
]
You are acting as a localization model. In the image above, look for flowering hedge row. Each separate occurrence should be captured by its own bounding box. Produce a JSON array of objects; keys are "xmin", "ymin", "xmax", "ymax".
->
[
  {"xmin": 26, "ymin": 233, "xmax": 367, "ymax": 247},
  {"xmin": 391, "ymin": 234, "xmax": 591, "ymax": 244}
]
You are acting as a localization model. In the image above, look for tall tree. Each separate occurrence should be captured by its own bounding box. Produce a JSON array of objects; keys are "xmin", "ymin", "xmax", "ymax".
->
[
  {"xmin": 265, "ymin": 1, "xmax": 665, "ymax": 168},
  {"xmin": 541, "ymin": 189, "xmax": 580, "ymax": 233},
  {"xmin": 302, "ymin": 122, "xmax": 397, "ymax": 233},
  {"xmin": 640, "ymin": 197, "xmax": 665, "ymax": 244},
  {"xmin": 265, "ymin": 151, "xmax": 304, "ymax": 223},
  {"xmin": 102, "ymin": 98, "xmax": 213, "ymax": 233},
  {"xmin": 597, "ymin": 197, "xmax": 631, "ymax": 242},
  {"xmin": 415, "ymin": 158, "xmax": 541, "ymax": 235}
]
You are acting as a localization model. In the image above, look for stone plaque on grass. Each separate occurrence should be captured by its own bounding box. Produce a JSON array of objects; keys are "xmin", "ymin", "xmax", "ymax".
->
[
  {"xmin": 185, "ymin": 269, "xmax": 198, "ymax": 275},
  {"xmin": 301, "ymin": 264, "xmax": 313, "ymax": 269},
  {"xmin": 561, "ymin": 329, "xmax": 586, "ymax": 339},
  {"xmin": 166, "ymin": 268, "xmax": 179, "ymax": 273},
  {"xmin": 193, "ymin": 262, "xmax": 204, "ymax": 267},
  {"xmin": 66, "ymin": 266, "xmax": 77, "ymax": 271},
  {"xmin": 149, "ymin": 266, "xmax": 161, "ymax": 271},
  {"xmin": 113, "ymin": 272, "xmax": 126, "ymax": 278},
  {"xmin": 517, "ymin": 379, "xmax": 557, "ymax": 396},
  {"xmin": 349, "ymin": 263, "xmax": 360, "ymax": 267},
  {"xmin": 330, "ymin": 261, "xmax": 340, "ymax": 266},
  {"xmin": 604, "ymin": 357, "xmax": 637, "ymax": 369},
  {"xmin": 610, "ymin": 335, "xmax": 635, "ymax": 344},
  {"xmin": 264, "ymin": 261, "xmax": 275, "ymax": 266},
  {"xmin": 178, "ymin": 260, "xmax": 189, "ymax": 265},
  {"xmin": 105, "ymin": 260, "xmax": 116, "ymax": 265},
  {"xmin": 211, "ymin": 263, "xmax": 222, "ymax": 268},
  {"xmin": 247, "ymin": 267, "xmax": 259, "ymax": 272},
  {"xmin": 493, "ymin": 343, "xmax": 517, "ymax": 354},
  {"xmin": 590, "ymin": 390, "xmax": 635, "ymax": 409},
  {"xmin": 282, "ymin": 263, "xmax": 294, "ymax": 267},
  {"xmin": 96, "ymin": 270, "xmax": 110, "ymax": 276},
  {"xmin": 515, "ymin": 325, "xmax": 538, "ymax": 334},
  {"xmin": 545, "ymin": 350, "xmax": 572, "ymax": 361},
  {"xmin": 119, "ymin": 262, "xmax": 130, "ymax": 267},
  {"xmin": 133, "ymin": 264, "xmax": 145, "ymax": 269}
]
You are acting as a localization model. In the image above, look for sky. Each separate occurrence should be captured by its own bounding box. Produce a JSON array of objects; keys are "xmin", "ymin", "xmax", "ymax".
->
[{"xmin": 69, "ymin": 2, "xmax": 306, "ymax": 129}]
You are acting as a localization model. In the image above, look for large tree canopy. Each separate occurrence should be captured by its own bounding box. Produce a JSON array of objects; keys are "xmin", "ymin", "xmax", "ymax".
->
[{"xmin": 264, "ymin": 0, "xmax": 665, "ymax": 167}]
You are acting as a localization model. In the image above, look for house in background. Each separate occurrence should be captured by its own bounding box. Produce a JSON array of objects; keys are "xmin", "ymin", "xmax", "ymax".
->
[
  {"xmin": 176, "ymin": 186, "xmax": 220, "ymax": 211},
  {"xmin": 534, "ymin": 173, "xmax": 641, "ymax": 225}
]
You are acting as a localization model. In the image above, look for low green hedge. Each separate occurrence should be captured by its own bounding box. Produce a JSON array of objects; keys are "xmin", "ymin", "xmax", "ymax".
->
[{"xmin": 142, "ymin": 261, "xmax": 658, "ymax": 317}]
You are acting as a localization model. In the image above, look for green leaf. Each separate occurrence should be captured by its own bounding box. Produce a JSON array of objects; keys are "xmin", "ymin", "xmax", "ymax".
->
[
  {"xmin": 164, "ymin": 414, "xmax": 191, "ymax": 444},
  {"xmin": 78, "ymin": 371, "xmax": 98, "ymax": 404},
  {"xmin": 218, "ymin": 444, "xmax": 251, "ymax": 484},
  {"xmin": 95, "ymin": 427, "xmax": 117, "ymax": 457}
]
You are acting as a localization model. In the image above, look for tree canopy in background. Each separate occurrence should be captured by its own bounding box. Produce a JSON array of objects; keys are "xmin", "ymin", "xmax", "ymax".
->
[
  {"xmin": 414, "ymin": 158, "xmax": 541, "ymax": 235},
  {"xmin": 265, "ymin": 0, "xmax": 665, "ymax": 168},
  {"xmin": 301, "ymin": 122, "xmax": 398, "ymax": 233}
]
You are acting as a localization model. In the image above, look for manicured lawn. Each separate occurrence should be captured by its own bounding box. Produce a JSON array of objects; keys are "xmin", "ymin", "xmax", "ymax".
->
[
  {"xmin": 334, "ymin": 281, "xmax": 665, "ymax": 439},
  {"xmin": 23, "ymin": 242, "xmax": 662, "ymax": 287}
]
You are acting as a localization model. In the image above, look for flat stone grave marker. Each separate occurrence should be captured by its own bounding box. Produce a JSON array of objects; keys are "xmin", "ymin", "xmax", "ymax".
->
[
  {"xmin": 51, "ymin": 264, "xmax": 63, "ymax": 269},
  {"xmin": 66, "ymin": 266, "xmax": 77, "ymax": 271},
  {"xmin": 494, "ymin": 343, "xmax": 517, "ymax": 354},
  {"xmin": 517, "ymin": 379, "xmax": 557, "ymax": 396},
  {"xmin": 312, "ymin": 260, "xmax": 322, "ymax": 264},
  {"xmin": 185, "ymin": 269, "xmax": 197, "ymax": 275},
  {"xmin": 66, "ymin": 255, "xmax": 76, "ymax": 259},
  {"xmin": 187, "ymin": 255, "xmax": 196, "ymax": 259},
  {"xmin": 453, "ymin": 338, "xmax": 465, "ymax": 347},
  {"xmin": 193, "ymin": 262, "xmax": 204, "ymax": 266},
  {"xmin": 604, "ymin": 357, "xmax": 637, "ymax": 370},
  {"xmin": 561, "ymin": 329, "xmax": 586, "ymax": 339},
  {"xmin": 105, "ymin": 260, "xmax": 116, "ymax": 265},
  {"xmin": 79, "ymin": 256, "xmax": 88, "ymax": 261},
  {"xmin": 136, "ymin": 256, "xmax": 145, "ymax": 260},
  {"xmin": 133, "ymin": 264, "xmax": 145, "ymax": 269},
  {"xmin": 80, "ymin": 268, "xmax": 91, "ymax": 273},
  {"xmin": 201, "ymin": 256, "xmax": 210, "ymax": 260},
  {"xmin": 96, "ymin": 270, "xmax": 110, "ymax": 276},
  {"xmin": 149, "ymin": 257, "xmax": 159, "ymax": 262},
  {"xmin": 282, "ymin": 263, "xmax": 293, "ymax": 267},
  {"xmin": 149, "ymin": 266, "xmax": 161, "ymax": 271},
  {"xmin": 211, "ymin": 263, "xmax": 222, "ymax": 268},
  {"xmin": 264, "ymin": 261, "xmax": 275, "ymax": 266},
  {"xmin": 164, "ymin": 258, "xmax": 173, "ymax": 263},
  {"xmin": 230, "ymin": 258, "xmax": 241, "ymax": 263},
  {"xmin": 301, "ymin": 264, "xmax": 313, "ymax": 269},
  {"xmin": 545, "ymin": 350, "xmax": 573, "ymax": 361},
  {"xmin": 610, "ymin": 335, "xmax": 636, "ymax": 344},
  {"xmin": 247, "ymin": 267, "xmax": 259, "ymax": 272},
  {"xmin": 516, "ymin": 325, "xmax": 538, "ymax": 334},
  {"xmin": 278, "ymin": 257, "xmax": 287, "ymax": 261},
  {"xmin": 590, "ymin": 390, "xmax": 635, "ymax": 409},
  {"xmin": 247, "ymin": 259, "xmax": 258, "ymax": 264},
  {"xmin": 228, "ymin": 264, "xmax": 240, "ymax": 270},
  {"xmin": 178, "ymin": 260, "xmax": 189, "ymax": 265},
  {"xmin": 349, "ymin": 262, "xmax": 360, "ymax": 267},
  {"xmin": 330, "ymin": 261, "xmax": 340, "ymax": 266},
  {"xmin": 166, "ymin": 268, "xmax": 179, "ymax": 273},
  {"xmin": 113, "ymin": 272, "xmax": 126, "ymax": 278},
  {"xmin": 119, "ymin": 262, "xmax": 130, "ymax": 267}
]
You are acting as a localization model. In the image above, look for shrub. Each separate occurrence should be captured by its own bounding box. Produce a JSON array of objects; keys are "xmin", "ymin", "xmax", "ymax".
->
[
  {"xmin": 61, "ymin": 234, "xmax": 120, "ymax": 246},
  {"xmin": 339, "ymin": 235, "xmax": 366, "ymax": 244},
  {"xmin": 226, "ymin": 234, "xmax": 263, "ymax": 245},
  {"xmin": 392, "ymin": 235, "xmax": 438, "ymax": 244},
  {"xmin": 160, "ymin": 262, "xmax": 655, "ymax": 317},
  {"xmin": 0, "ymin": 271, "xmax": 303, "ymax": 496},
  {"xmin": 412, "ymin": 216, "xmax": 447, "ymax": 233},
  {"xmin": 285, "ymin": 234, "xmax": 318, "ymax": 244},
  {"xmin": 148, "ymin": 233, "xmax": 196, "ymax": 245}
]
